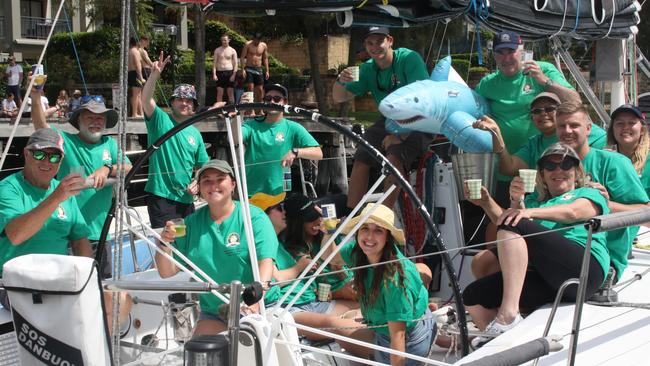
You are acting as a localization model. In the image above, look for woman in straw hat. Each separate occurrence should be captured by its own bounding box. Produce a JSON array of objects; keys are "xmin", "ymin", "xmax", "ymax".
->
[
  {"xmin": 335, "ymin": 203, "xmax": 434, "ymax": 365},
  {"xmin": 464, "ymin": 143, "xmax": 610, "ymax": 348}
]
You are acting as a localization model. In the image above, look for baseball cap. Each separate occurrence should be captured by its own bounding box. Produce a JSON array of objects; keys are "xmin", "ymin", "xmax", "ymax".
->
[
  {"xmin": 365, "ymin": 26, "xmax": 390, "ymax": 40},
  {"xmin": 69, "ymin": 99, "xmax": 118, "ymax": 129},
  {"xmin": 264, "ymin": 83, "xmax": 288, "ymax": 99},
  {"xmin": 611, "ymin": 104, "xmax": 646, "ymax": 123},
  {"xmin": 284, "ymin": 194, "xmax": 321, "ymax": 222},
  {"xmin": 169, "ymin": 84, "xmax": 197, "ymax": 105},
  {"xmin": 537, "ymin": 142, "xmax": 580, "ymax": 167},
  {"xmin": 493, "ymin": 30, "xmax": 522, "ymax": 51},
  {"xmin": 26, "ymin": 128, "xmax": 65, "ymax": 153},
  {"xmin": 195, "ymin": 159, "xmax": 234, "ymax": 180},
  {"xmin": 73, "ymin": 89, "xmax": 82, "ymax": 96},
  {"xmin": 250, "ymin": 192, "xmax": 286, "ymax": 212},
  {"xmin": 531, "ymin": 92, "xmax": 561, "ymax": 107}
]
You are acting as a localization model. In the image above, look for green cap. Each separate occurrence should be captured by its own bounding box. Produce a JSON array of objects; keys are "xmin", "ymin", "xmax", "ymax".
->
[{"xmin": 195, "ymin": 159, "xmax": 234, "ymax": 180}]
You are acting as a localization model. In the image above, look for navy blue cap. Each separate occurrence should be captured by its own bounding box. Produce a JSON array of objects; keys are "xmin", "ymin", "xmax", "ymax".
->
[
  {"xmin": 493, "ymin": 30, "xmax": 522, "ymax": 51},
  {"xmin": 611, "ymin": 104, "xmax": 646, "ymax": 123},
  {"xmin": 365, "ymin": 26, "xmax": 390, "ymax": 40},
  {"xmin": 264, "ymin": 83, "xmax": 288, "ymax": 99}
]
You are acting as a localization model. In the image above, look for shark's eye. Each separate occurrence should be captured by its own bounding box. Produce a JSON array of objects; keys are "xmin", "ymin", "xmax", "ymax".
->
[{"xmin": 413, "ymin": 97, "xmax": 419, "ymax": 103}]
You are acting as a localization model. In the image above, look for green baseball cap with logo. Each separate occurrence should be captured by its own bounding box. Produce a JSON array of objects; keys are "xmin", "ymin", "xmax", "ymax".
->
[{"xmin": 195, "ymin": 159, "xmax": 234, "ymax": 180}]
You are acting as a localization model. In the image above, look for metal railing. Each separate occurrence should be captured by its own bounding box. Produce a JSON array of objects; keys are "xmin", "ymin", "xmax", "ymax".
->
[{"xmin": 20, "ymin": 16, "xmax": 69, "ymax": 40}]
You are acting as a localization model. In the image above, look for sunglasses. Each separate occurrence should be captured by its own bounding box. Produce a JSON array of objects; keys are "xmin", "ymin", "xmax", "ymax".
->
[
  {"xmin": 263, "ymin": 95, "xmax": 284, "ymax": 103},
  {"xmin": 29, "ymin": 149, "xmax": 62, "ymax": 164},
  {"xmin": 531, "ymin": 106, "xmax": 558, "ymax": 115},
  {"xmin": 540, "ymin": 158, "xmax": 577, "ymax": 171},
  {"xmin": 266, "ymin": 202, "xmax": 284, "ymax": 213},
  {"xmin": 80, "ymin": 95, "xmax": 105, "ymax": 104}
]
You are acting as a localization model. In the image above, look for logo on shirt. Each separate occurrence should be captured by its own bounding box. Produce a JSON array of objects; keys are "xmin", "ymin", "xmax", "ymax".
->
[
  {"xmin": 102, "ymin": 149, "xmax": 111, "ymax": 162},
  {"xmin": 275, "ymin": 132, "xmax": 285, "ymax": 143},
  {"xmin": 188, "ymin": 136, "xmax": 196, "ymax": 146},
  {"xmin": 561, "ymin": 193, "xmax": 575, "ymax": 201},
  {"xmin": 523, "ymin": 83, "xmax": 533, "ymax": 94},
  {"xmin": 56, "ymin": 205, "xmax": 67, "ymax": 220},
  {"xmin": 226, "ymin": 233, "xmax": 241, "ymax": 247}
]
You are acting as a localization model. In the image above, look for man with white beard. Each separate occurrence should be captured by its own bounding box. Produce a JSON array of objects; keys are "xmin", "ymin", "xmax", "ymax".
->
[{"xmin": 30, "ymin": 88, "xmax": 132, "ymax": 278}]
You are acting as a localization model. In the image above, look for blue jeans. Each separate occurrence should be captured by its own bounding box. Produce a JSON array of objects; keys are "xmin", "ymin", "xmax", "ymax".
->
[{"xmin": 374, "ymin": 309, "xmax": 435, "ymax": 365}]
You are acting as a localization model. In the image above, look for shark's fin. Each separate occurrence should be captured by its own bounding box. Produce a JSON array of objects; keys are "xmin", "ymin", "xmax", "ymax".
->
[
  {"xmin": 441, "ymin": 111, "xmax": 493, "ymax": 153},
  {"xmin": 430, "ymin": 56, "xmax": 451, "ymax": 81}
]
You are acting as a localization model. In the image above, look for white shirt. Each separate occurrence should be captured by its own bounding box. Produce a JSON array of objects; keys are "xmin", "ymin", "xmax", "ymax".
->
[
  {"xmin": 5, "ymin": 65, "xmax": 22, "ymax": 86},
  {"xmin": 24, "ymin": 96, "xmax": 49, "ymax": 113},
  {"xmin": 2, "ymin": 99, "xmax": 16, "ymax": 112}
]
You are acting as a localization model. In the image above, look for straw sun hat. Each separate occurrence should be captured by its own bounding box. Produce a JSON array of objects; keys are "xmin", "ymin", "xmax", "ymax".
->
[{"xmin": 341, "ymin": 203, "xmax": 405, "ymax": 245}]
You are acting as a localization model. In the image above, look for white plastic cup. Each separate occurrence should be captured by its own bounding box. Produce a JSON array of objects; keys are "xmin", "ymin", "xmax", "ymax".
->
[
  {"xmin": 465, "ymin": 179, "xmax": 482, "ymax": 200},
  {"xmin": 317, "ymin": 283, "xmax": 331, "ymax": 302},
  {"xmin": 521, "ymin": 50, "xmax": 534, "ymax": 63},
  {"xmin": 171, "ymin": 218, "xmax": 186, "ymax": 237},
  {"xmin": 519, "ymin": 169, "xmax": 538, "ymax": 193},
  {"xmin": 348, "ymin": 66, "xmax": 359, "ymax": 82},
  {"xmin": 241, "ymin": 91, "xmax": 254, "ymax": 103}
]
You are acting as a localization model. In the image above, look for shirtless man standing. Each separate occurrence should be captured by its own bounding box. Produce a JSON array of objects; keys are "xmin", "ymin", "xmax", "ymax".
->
[
  {"xmin": 212, "ymin": 34, "xmax": 238, "ymax": 105},
  {"xmin": 128, "ymin": 37, "xmax": 144, "ymax": 118},
  {"xmin": 241, "ymin": 33, "xmax": 269, "ymax": 103},
  {"xmin": 140, "ymin": 35, "xmax": 154, "ymax": 80}
]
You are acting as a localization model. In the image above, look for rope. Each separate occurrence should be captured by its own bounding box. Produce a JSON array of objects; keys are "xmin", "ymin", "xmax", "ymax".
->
[
  {"xmin": 425, "ymin": 22, "xmax": 439, "ymax": 67},
  {"xmin": 434, "ymin": 21, "xmax": 449, "ymax": 64},
  {"xmin": 62, "ymin": 6, "xmax": 88, "ymax": 95},
  {"xmin": 400, "ymin": 151, "xmax": 434, "ymax": 258}
]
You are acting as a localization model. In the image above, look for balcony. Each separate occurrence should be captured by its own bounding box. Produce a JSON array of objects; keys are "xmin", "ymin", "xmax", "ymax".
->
[{"xmin": 20, "ymin": 16, "xmax": 70, "ymax": 40}]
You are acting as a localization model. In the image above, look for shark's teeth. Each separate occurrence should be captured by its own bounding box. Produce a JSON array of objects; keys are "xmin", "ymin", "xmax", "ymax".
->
[{"xmin": 397, "ymin": 115, "xmax": 424, "ymax": 124}]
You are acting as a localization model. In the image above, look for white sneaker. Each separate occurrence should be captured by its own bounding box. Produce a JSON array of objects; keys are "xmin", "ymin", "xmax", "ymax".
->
[{"xmin": 471, "ymin": 314, "xmax": 523, "ymax": 349}]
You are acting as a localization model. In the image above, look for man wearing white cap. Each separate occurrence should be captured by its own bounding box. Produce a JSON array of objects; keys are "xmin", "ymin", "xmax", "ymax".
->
[
  {"xmin": 30, "ymin": 87, "xmax": 132, "ymax": 278},
  {"xmin": 142, "ymin": 51, "xmax": 209, "ymax": 228}
]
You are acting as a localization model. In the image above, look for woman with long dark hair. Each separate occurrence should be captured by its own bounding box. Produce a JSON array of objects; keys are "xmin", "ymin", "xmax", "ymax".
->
[{"xmin": 336, "ymin": 203, "xmax": 434, "ymax": 365}]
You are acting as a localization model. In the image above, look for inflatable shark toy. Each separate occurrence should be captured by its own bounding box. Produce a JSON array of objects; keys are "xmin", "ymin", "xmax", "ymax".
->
[{"xmin": 379, "ymin": 56, "xmax": 493, "ymax": 153}]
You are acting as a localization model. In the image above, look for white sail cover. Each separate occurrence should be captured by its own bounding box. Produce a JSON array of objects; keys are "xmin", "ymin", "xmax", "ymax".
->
[{"xmin": 2, "ymin": 254, "xmax": 110, "ymax": 366}]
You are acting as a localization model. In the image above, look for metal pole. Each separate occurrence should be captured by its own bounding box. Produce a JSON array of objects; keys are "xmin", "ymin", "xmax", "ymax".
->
[
  {"xmin": 567, "ymin": 224, "xmax": 595, "ymax": 366},
  {"xmin": 228, "ymin": 280, "xmax": 242, "ymax": 366}
]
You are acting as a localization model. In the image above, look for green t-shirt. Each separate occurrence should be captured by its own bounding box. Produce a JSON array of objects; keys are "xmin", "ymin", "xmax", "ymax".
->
[
  {"xmin": 339, "ymin": 240, "xmax": 428, "ymax": 337},
  {"xmin": 582, "ymin": 148, "xmax": 649, "ymax": 280},
  {"xmin": 53, "ymin": 128, "xmax": 131, "ymax": 240},
  {"xmin": 274, "ymin": 244, "xmax": 317, "ymax": 306},
  {"xmin": 173, "ymin": 202, "xmax": 278, "ymax": 315},
  {"xmin": 513, "ymin": 124, "xmax": 607, "ymax": 169},
  {"xmin": 144, "ymin": 106, "xmax": 209, "ymax": 203},
  {"xmin": 345, "ymin": 48, "xmax": 429, "ymax": 105},
  {"xmin": 242, "ymin": 118, "xmax": 319, "ymax": 196},
  {"xmin": 475, "ymin": 62, "xmax": 574, "ymax": 181},
  {"xmin": 525, "ymin": 187, "xmax": 610, "ymax": 278},
  {"xmin": 638, "ymin": 158, "xmax": 650, "ymax": 199},
  {"xmin": 0, "ymin": 172, "xmax": 89, "ymax": 276}
]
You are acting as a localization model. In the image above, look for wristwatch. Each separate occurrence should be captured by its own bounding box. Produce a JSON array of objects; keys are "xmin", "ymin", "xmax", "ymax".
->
[
  {"xmin": 104, "ymin": 163, "xmax": 113, "ymax": 175},
  {"xmin": 292, "ymin": 148, "xmax": 299, "ymax": 158}
]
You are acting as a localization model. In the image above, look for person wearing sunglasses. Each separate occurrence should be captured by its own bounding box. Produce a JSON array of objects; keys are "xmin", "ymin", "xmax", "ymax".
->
[
  {"xmin": 473, "ymin": 92, "xmax": 606, "ymax": 180},
  {"xmin": 332, "ymin": 26, "xmax": 432, "ymax": 212},
  {"xmin": 141, "ymin": 51, "xmax": 210, "ymax": 229},
  {"xmin": 0, "ymin": 128, "xmax": 92, "ymax": 286},
  {"xmin": 463, "ymin": 142, "xmax": 610, "ymax": 348},
  {"xmin": 30, "ymin": 87, "xmax": 132, "ymax": 279},
  {"xmin": 236, "ymin": 83, "xmax": 322, "ymax": 196}
]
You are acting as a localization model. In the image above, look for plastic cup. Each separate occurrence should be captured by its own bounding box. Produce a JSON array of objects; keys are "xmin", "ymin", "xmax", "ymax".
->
[
  {"xmin": 519, "ymin": 169, "xmax": 538, "ymax": 193},
  {"xmin": 348, "ymin": 66, "xmax": 359, "ymax": 82},
  {"xmin": 172, "ymin": 218, "xmax": 186, "ymax": 237},
  {"xmin": 521, "ymin": 50, "xmax": 534, "ymax": 63},
  {"xmin": 317, "ymin": 283, "xmax": 331, "ymax": 302},
  {"xmin": 465, "ymin": 179, "xmax": 482, "ymax": 200}
]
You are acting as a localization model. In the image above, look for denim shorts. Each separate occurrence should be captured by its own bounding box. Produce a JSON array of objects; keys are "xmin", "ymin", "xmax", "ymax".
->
[
  {"xmin": 288, "ymin": 300, "xmax": 336, "ymax": 315},
  {"xmin": 374, "ymin": 309, "xmax": 436, "ymax": 365}
]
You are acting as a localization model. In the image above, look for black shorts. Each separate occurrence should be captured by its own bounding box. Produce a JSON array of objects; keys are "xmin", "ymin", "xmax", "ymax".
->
[
  {"xmin": 143, "ymin": 67, "xmax": 151, "ymax": 80},
  {"xmin": 146, "ymin": 194, "xmax": 195, "ymax": 229},
  {"xmin": 244, "ymin": 67, "xmax": 265, "ymax": 86},
  {"xmin": 353, "ymin": 117, "xmax": 432, "ymax": 170},
  {"xmin": 128, "ymin": 70, "xmax": 142, "ymax": 88},
  {"xmin": 216, "ymin": 70, "xmax": 234, "ymax": 88},
  {"xmin": 463, "ymin": 219, "xmax": 604, "ymax": 311}
]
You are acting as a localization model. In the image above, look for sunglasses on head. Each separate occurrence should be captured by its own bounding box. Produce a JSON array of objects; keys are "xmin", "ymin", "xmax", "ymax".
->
[
  {"xmin": 80, "ymin": 95, "xmax": 105, "ymax": 104},
  {"xmin": 531, "ymin": 106, "xmax": 558, "ymax": 115},
  {"xmin": 263, "ymin": 95, "xmax": 284, "ymax": 103},
  {"xmin": 29, "ymin": 149, "xmax": 62, "ymax": 164},
  {"xmin": 540, "ymin": 158, "xmax": 577, "ymax": 171}
]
